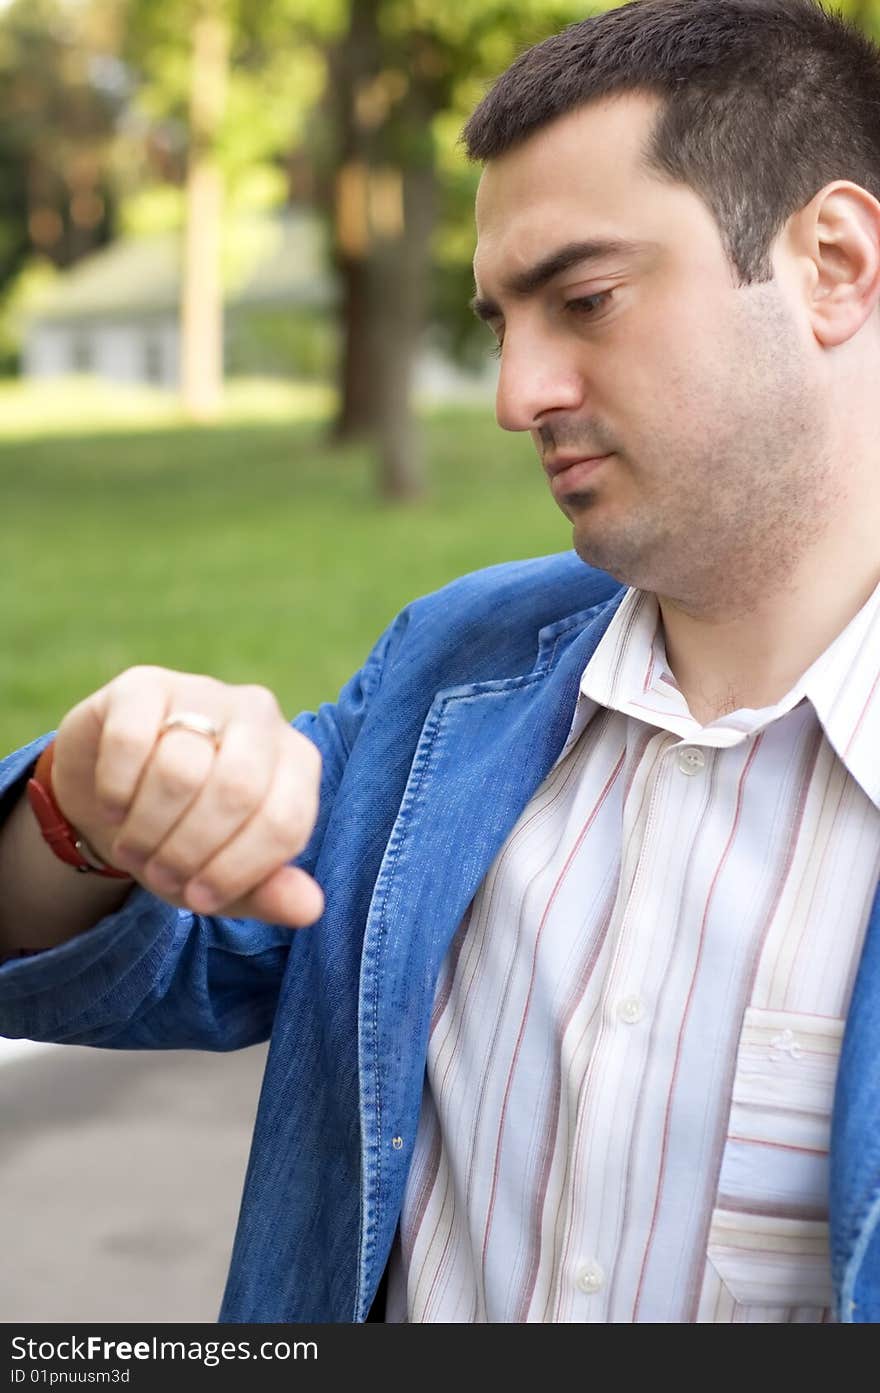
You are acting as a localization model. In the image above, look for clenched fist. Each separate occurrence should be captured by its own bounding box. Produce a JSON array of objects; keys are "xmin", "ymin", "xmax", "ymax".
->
[{"xmin": 50, "ymin": 666, "xmax": 324, "ymax": 928}]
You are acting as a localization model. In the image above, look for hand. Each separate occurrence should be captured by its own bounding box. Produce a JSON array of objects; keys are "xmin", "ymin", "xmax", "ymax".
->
[{"xmin": 49, "ymin": 666, "xmax": 324, "ymax": 927}]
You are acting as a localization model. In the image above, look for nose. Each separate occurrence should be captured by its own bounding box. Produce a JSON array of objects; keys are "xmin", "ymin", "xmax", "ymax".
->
[{"xmin": 494, "ymin": 329, "xmax": 585, "ymax": 433}]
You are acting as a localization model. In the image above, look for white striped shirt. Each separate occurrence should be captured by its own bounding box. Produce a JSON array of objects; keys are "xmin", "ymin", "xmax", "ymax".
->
[{"xmin": 386, "ymin": 580, "xmax": 880, "ymax": 1322}]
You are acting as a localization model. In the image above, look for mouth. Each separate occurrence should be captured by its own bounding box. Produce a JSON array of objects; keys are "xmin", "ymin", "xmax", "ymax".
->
[{"xmin": 544, "ymin": 453, "xmax": 613, "ymax": 495}]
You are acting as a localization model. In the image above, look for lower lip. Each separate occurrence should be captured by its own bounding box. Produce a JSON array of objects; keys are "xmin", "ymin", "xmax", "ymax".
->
[{"xmin": 549, "ymin": 454, "xmax": 613, "ymax": 496}]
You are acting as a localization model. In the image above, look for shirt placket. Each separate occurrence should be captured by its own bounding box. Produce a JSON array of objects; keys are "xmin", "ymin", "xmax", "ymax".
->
[{"xmin": 561, "ymin": 728, "xmax": 720, "ymax": 1320}]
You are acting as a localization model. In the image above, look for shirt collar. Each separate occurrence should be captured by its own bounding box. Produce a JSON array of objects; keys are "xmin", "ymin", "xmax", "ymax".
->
[{"xmin": 559, "ymin": 581, "xmax": 880, "ymax": 811}]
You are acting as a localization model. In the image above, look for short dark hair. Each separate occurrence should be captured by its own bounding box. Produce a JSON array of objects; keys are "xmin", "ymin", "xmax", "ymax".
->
[{"xmin": 463, "ymin": 0, "xmax": 880, "ymax": 283}]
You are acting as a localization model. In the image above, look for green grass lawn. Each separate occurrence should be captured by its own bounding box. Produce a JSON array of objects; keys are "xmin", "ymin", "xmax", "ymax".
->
[{"xmin": 1, "ymin": 383, "xmax": 573, "ymax": 752}]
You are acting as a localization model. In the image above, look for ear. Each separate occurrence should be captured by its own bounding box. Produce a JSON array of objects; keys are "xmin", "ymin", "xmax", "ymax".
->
[{"xmin": 788, "ymin": 182, "xmax": 880, "ymax": 348}]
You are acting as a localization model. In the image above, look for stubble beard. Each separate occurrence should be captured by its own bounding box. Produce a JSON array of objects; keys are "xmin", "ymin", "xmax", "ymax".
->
[
  {"xmin": 568, "ymin": 430, "xmax": 838, "ymax": 621},
  {"xmin": 566, "ymin": 289, "xmax": 838, "ymax": 620}
]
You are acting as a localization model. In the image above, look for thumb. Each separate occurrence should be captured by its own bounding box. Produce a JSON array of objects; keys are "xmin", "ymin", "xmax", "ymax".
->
[{"xmin": 225, "ymin": 864, "xmax": 325, "ymax": 929}]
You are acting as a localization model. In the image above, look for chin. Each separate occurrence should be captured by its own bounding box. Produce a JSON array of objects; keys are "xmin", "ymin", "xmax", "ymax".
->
[
  {"xmin": 571, "ymin": 529, "xmax": 644, "ymax": 589},
  {"xmin": 572, "ymin": 541, "xmax": 626, "ymax": 584}
]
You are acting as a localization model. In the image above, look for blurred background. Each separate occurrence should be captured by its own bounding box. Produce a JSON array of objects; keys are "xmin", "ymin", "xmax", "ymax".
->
[{"xmin": 2, "ymin": 0, "xmax": 879, "ymax": 1323}]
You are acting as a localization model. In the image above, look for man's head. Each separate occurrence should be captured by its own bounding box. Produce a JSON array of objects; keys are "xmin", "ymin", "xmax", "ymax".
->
[{"xmin": 465, "ymin": 0, "xmax": 880, "ymax": 613}]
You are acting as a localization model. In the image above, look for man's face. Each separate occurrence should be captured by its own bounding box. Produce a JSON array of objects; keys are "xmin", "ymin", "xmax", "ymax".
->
[{"xmin": 473, "ymin": 93, "xmax": 835, "ymax": 610}]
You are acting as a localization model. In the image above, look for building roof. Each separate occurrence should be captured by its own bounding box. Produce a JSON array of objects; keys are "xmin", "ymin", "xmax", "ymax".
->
[{"xmin": 28, "ymin": 211, "xmax": 335, "ymax": 325}]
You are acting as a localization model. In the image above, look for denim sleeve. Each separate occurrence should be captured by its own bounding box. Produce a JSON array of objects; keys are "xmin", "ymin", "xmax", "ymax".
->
[{"xmin": 0, "ymin": 612, "xmax": 407, "ymax": 1052}]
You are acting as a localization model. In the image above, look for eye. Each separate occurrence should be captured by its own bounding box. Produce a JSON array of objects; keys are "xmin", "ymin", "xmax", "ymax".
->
[
  {"xmin": 565, "ymin": 290, "xmax": 613, "ymax": 318},
  {"xmin": 486, "ymin": 289, "xmax": 613, "ymax": 359}
]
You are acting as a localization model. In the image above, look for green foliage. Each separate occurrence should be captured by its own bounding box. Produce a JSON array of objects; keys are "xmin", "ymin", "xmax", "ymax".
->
[
  {"xmin": 0, "ymin": 0, "xmax": 122, "ymax": 297},
  {"xmin": 119, "ymin": 183, "xmax": 185, "ymax": 236},
  {"xmin": 8, "ymin": 0, "xmax": 880, "ymax": 380},
  {"xmin": 225, "ymin": 307, "xmax": 337, "ymax": 379},
  {"xmin": 123, "ymin": 0, "xmax": 333, "ymax": 184}
]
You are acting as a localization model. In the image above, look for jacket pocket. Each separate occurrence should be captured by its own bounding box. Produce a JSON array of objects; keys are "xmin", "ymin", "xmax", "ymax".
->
[{"xmin": 702, "ymin": 1007, "xmax": 843, "ymax": 1315}]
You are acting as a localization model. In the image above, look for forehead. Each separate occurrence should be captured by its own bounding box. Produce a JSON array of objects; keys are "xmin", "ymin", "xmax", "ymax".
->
[{"xmin": 473, "ymin": 92, "xmax": 714, "ymax": 288}]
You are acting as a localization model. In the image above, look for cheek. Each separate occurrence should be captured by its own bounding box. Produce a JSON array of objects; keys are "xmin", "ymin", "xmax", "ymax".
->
[{"xmin": 608, "ymin": 298, "xmax": 740, "ymax": 440}]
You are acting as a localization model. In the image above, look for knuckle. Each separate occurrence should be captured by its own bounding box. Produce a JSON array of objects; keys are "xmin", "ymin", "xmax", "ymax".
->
[
  {"xmin": 183, "ymin": 875, "xmax": 225, "ymax": 911},
  {"xmin": 267, "ymin": 793, "xmax": 314, "ymax": 853},
  {"xmin": 305, "ymin": 738, "xmax": 322, "ymax": 778},
  {"xmin": 241, "ymin": 683, "xmax": 280, "ymax": 720},
  {"xmin": 292, "ymin": 749, "xmax": 322, "ymax": 803},
  {"xmin": 151, "ymin": 745, "xmax": 203, "ymax": 801},
  {"xmin": 93, "ymin": 769, "xmax": 130, "ymax": 810},
  {"xmin": 101, "ymin": 720, "xmax": 148, "ymax": 763},
  {"xmin": 292, "ymin": 730, "xmax": 322, "ymax": 778},
  {"xmin": 144, "ymin": 867, "xmax": 184, "ymax": 897},
  {"xmin": 263, "ymin": 804, "xmax": 296, "ymax": 848},
  {"xmin": 150, "ymin": 856, "xmax": 187, "ymax": 883},
  {"xmin": 112, "ymin": 663, "xmax": 162, "ymax": 693},
  {"xmin": 111, "ymin": 838, "xmax": 150, "ymax": 867},
  {"xmin": 213, "ymin": 767, "xmax": 259, "ymax": 817}
]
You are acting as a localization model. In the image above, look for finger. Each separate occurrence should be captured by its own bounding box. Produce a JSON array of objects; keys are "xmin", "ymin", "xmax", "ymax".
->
[
  {"xmin": 174, "ymin": 736, "xmax": 319, "ymax": 912},
  {"xmin": 222, "ymin": 864, "xmax": 325, "ymax": 928},
  {"xmin": 91, "ymin": 669, "xmax": 172, "ymax": 825},
  {"xmin": 134, "ymin": 715, "xmax": 282, "ymax": 897},
  {"xmin": 110, "ymin": 727, "xmax": 220, "ymax": 877}
]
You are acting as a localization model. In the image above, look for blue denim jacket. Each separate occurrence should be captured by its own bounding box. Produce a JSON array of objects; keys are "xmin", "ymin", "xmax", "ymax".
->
[{"xmin": 1, "ymin": 552, "xmax": 879, "ymax": 1323}]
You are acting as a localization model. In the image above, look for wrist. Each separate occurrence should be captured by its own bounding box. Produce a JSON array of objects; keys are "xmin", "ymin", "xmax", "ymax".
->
[{"xmin": 26, "ymin": 742, "xmax": 133, "ymax": 881}]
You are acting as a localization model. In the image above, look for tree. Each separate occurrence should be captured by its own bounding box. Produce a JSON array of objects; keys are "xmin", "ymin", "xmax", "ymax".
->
[
  {"xmin": 0, "ymin": 0, "xmax": 122, "ymax": 303},
  {"xmin": 321, "ymin": 0, "xmax": 442, "ymax": 498},
  {"xmin": 179, "ymin": 0, "xmax": 231, "ymax": 420},
  {"xmin": 125, "ymin": 0, "xmax": 327, "ymax": 419},
  {"xmin": 317, "ymin": 0, "xmax": 593, "ymax": 499}
]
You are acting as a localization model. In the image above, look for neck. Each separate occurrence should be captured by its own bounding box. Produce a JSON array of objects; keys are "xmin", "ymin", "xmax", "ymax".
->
[{"xmin": 658, "ymin": 508, "xmax": 880, "ymax": 726}]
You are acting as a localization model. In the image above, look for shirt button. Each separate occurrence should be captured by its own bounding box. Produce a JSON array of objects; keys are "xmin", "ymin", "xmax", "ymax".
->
[
  {"xmin": 677, "ymin": 746, "xmax": 706, "ymax": 776},
  {"xmin": 576, "ymin": 1260, "xmax": 605, "ymax": 1294},
  {"xmin": 616, "ymin": 995, "xmax": 644, "ymax": 1025}
]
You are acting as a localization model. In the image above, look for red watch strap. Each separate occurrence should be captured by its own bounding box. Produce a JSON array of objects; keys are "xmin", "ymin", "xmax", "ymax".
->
[{"xmin": 26, "ymin": 743, "xmax": 132, "ymax": 880}]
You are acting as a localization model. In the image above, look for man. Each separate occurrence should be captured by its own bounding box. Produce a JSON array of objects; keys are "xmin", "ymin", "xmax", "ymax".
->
[{"xmin": 1, "ymin": 0, "xmax": 879, "ymax": 1322}]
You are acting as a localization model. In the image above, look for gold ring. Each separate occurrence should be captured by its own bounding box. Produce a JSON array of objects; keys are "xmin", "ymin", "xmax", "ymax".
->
[{"xmin": 158, "ymin": 710, "xmax": 222, "ymax": 749}]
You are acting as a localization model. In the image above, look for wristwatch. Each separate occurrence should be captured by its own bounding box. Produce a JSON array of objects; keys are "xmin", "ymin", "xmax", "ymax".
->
[{"xmin": 26, "ymin": 742, "xmax": 133, "ymax": 879}]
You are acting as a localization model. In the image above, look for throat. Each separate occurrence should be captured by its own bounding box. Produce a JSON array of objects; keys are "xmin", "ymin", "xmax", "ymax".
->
[{"xmin": 682, "ymin": 685, "xmax": 748, "ymax": 726}]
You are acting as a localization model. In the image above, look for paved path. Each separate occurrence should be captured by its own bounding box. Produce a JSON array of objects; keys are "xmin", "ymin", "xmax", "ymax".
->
[{"xmin": 0, "ymin": 1041, "xmax": 268, "ymax": 1323}]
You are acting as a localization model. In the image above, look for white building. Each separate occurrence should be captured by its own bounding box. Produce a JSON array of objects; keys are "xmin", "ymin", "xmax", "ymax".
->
[
  {"xmin": 23, "ymin": 212, "xmax": 337, "ymax": 388},
  {"xmin": 21, "ymin": 210, "xmax": 496, "ymax": 402}
]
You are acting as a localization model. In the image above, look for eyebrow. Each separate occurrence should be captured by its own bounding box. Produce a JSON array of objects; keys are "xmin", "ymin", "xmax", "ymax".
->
[{"xmin": 470, "ymin": 237, "xmax": 653, "ymax": 322}]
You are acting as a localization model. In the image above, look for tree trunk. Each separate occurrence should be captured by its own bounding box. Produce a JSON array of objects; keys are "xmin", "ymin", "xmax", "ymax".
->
[
  {"xmin": 333, "ymin": 253, "xmax": 376, "ymax": 438},
  {"xmin": 326, "ymin": 0, "xmax": 383, "ymax": 441},
  {"xmin": 369, "ymin": 160, "xmax": 435, "ymax": 500},
  {"xmin": 325, "ymin": 3, "xmax": 443, "ymax": 498},
  {"xmin": 332, "ymin": 159, "xmax": 380, "ymax": 440},
  {"xmin": 180, "ymin": 2, "xmax": 229, "ymax": 422}
]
